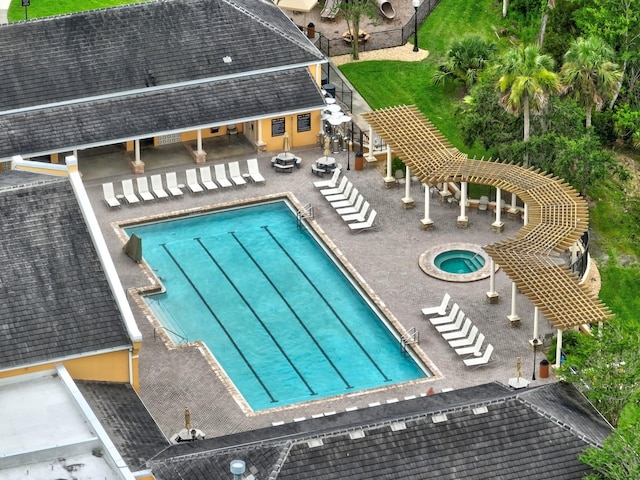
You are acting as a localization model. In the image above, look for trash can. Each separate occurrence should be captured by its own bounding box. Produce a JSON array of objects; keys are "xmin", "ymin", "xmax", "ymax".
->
[
  {"xmin": 324, "ymin": 83, "xmax": 336, "ymax": 98},
  {"xmin": 321, "ymin": 73, "xmax": 328, "ymax": 86},
  {"xmin": 354, "ymin": 152, "xmax": 364, "ymax": 171},
  {"xmin": 306, "ymin": 22, "xmax": 315, "ymax": 39},
  {"xmin": 539, "ymin": 359, "xmax": 549, "ymax": 378}
]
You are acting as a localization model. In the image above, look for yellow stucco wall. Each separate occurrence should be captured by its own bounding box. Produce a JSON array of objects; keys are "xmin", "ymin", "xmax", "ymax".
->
[{"xmin": 259, "ymin": 112, "xmax": 321, "ymax": 152}]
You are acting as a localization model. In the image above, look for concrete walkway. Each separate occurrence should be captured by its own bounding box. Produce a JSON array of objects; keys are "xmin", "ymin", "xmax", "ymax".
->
[{"xmin": 0, "ymin": 0, "xmax": 10, "ymax": 24}]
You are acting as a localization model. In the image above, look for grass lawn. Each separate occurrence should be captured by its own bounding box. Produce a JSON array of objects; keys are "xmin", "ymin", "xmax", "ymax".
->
[{"xmin": 8, "ymin": 0, "xmax": 143, "ymax": 21}]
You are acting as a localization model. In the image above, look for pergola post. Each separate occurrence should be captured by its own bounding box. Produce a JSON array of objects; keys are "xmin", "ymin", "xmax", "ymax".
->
[
  {"xmin": 530, "ymin": 306, "xmax": 539, "ymax": 346},
  {"xmin": 508, "ymin": 192, "xmax": 519, "ymax": 219},
  {"xmin": 384, "ymin": 145, "xmax": 395, "ymax": 188},
  {"xmin": 195, "ymin": 128, "xmax": 207, "ymax": 164},
  {"xmin": 132, "ymin": 138, "xmax": 144, "ymax": 174},
  {"xmin": 524, "ymin": 203, "xmax": 529, "ymax": 226},
  {"xmin": 366, "ymin": 126, "xmax": 376, "ymax": 162},
  {"xmin": 402, "ymin": 165, "xmax": 414, "ymax": 209},
  {"xmin": 555, "ymin": 329, "xmax": 563, "ymax": 368},
  {"xmin": 492, "ymin": 187, "xmax": 504, "ymax": 232},
  {"xmin": 421, "ymin": 185, "xmax": 433, "ymax": 229},
  {"xmin": 507, "ymin": 282, "xmax": 520, "ymax": 326},
  {"xmin": 486, "ymin": 258, "xmax": 499, "ymax": 303},
  {"xmin": 457, "ymin": 181, "xmax": 468, "ymax": 228}
]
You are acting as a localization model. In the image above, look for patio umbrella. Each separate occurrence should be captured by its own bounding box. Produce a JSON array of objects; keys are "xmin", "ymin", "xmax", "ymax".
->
[
  {"xmin": 323, "ymin": 136, "xmax": 331, "ymax": 157},
  {"xmin": 276, "ymin": 0, "xmax": 318, "ymax": 26},
  {"xmin": 283, "ymin": 131, "xmax": 290, "ymax": 152}
]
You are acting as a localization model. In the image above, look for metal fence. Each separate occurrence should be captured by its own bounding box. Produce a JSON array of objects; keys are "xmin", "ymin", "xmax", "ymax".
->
[
  {"xmin": 570, "ymin": 230, "xmax": 590, "ymax": 279},
  {"xmin": 316, "ymin": 0, "xmax": 441, "ymax": 58}
]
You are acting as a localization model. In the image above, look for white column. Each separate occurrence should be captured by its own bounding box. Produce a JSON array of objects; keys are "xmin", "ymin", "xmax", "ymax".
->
[
  {"xmin": 460, "ymin": 182, "xmax": 467, "ymax": 218},
  {"xmin": 386, "ymin": 145, "xmax": 393, "ymax": 179},
  {"xmin": 197, "ymin": 129, "xmax": 203, "ymax": 153},
  {"xmin": 421, "ymin": 186, "xmax": 432, "ymax": 227},
  {"xmin": 524, "ymin": 203, "xmax": 529, "ymax": 225},
  {"xmin": 555, "ymin": 329, "xmax": 563, "ymax": 368},
  {"xmin": 492, "ymin": 187, "xmax": 504, "ymax": 232},
  {"xmin": 486, "ymin": 258, "xmax": 499, "ymax": 303},
  {"xmin": 134, "ymin": 139, "xmax": 141, "ymax": 164},
  {"xmin": 508, "ymin": 192, "xmax": 518, "ymax": 216},
  {"xmin": 507, "ymin": 282, "xmax": 520, "ymax": 325},
  {"xmin": 404, "ymin": 166, "xmax": 411, "ymax": 198},
  {"xmin": 367, "ymin": 126, "xmax": 375, "ymax": 162},
  {"xmin": 257, "ymin": 120, "xmax": 263, "ymax": 144},
  {"xmin": 532, "ymin": 306, "xmax": 539, "ymax": 341}
]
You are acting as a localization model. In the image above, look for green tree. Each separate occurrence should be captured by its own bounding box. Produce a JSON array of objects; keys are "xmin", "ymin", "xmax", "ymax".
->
[
  {"xmin": 581, "ymin": 425, "xmax": 640, "ymax": 479},
  {"xmin": 557, "ymin": 319, "xmax": 640, "ymax": 428},
  {"xmin": 340, "ymin": 0, "xmax": 379, "ymax": 61},
  {"xmin": 560, "ymin": 37, "xmax": 622, "ymax": 128},
  {"xmin": 432, "ymin": 36, "xmax": 497, "ymax": 90},
  {"xmin": 495, "ymin": 44, "xmax": 561, "ymax": 166}
]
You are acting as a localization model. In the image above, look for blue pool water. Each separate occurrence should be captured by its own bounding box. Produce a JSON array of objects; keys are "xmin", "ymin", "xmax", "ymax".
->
[
  {"xmin": 126, "ymin": 201, "xmax": 428, "ymax": 410},
  {"xmin": 435, "ymin": 250, "xmax": 485, "ymax": 274}
]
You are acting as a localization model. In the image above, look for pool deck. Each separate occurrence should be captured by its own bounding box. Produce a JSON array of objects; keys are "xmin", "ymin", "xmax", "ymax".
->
[{"xmin": 82, "ymin": 138, "xmax": 558, "ymax": 439}]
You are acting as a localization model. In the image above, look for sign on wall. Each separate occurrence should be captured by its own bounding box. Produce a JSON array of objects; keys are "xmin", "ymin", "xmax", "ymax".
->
[
  {"xmin": 271, "ymin": 118, "xmax": 285, "ymax": 137},
  {"xmin": 297, "ymin": 113, "xmax": 311, "ymax": 133}
]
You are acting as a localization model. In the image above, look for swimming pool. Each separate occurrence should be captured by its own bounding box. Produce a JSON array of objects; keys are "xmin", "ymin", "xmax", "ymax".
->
[{"xmin": 126, "ymin": 201, "xmax": 428, "ymax": 411}]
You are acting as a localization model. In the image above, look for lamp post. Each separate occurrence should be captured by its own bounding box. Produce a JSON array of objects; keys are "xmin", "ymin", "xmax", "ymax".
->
[
  {"xmin": 532, "ymin": 338, "xmax": 539, "ymax": 380},
  {"xmin": 22, "ymin": 0, "xmax": 30, "ymax": 20},
  {"xmin": 412, "ymin": 0, "xmax": 420, "ymax": 52}
]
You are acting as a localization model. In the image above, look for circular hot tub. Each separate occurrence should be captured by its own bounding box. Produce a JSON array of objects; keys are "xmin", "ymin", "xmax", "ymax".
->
[{"xmin": 419, "ymin": 243, "xmax": 498, "ymax": 282}]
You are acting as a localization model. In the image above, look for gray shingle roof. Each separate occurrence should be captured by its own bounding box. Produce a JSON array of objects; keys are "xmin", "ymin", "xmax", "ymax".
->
[
  {"xmin": 0, "ymin": 0, "xmax": 326, "ymax": 159},
  {"xmin": 0, "ymin": 173, "xmax": 131, "ymax": 369},
  {"xmin": 77, "ymin": 381, "xmax": 169, "ymax": 471},
  {"xmin": 148, "ymin": 382, "xmax": 611, "ymax": 480}
]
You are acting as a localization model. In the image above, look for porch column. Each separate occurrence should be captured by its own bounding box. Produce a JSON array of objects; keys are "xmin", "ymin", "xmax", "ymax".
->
[
  {"xmin": 384, "ymin": 145, "xmax": 394, "ymax": 188},
  {"xmin": 421, "ymin": 185, "xmax": 433, "ymax": 229},
  {"xmin": 555, "ymin": 329, "xmax": 563, "ymax": 368},
  {"xmin": 492, "ymin": 187, "xmax": 504, "ymax": 232},
  {"xmin": 132, "ymin": 139, "xmax": 144, "ymax": 174},
  {"xmin": 402, "ymin": 165, "xmax": 414, "ymax": 209},
  {"xmin": 366, "ymin": 126, "xmax": 375, "ymax": 162},
  {"xmin": 457, "ymin": 181, "xmax": 468, "ymax": 228},
  {"xmin": 195, "ymin": 129, "xmax": 207, "ymax": 164},
  {"xmin": 507, "ymin": 282, "xmax": 520, "ymax": 326},
  {"xmin": 256, "ymin": 120, "xmax": 266, "ymax": 153},
  {"xmin": 486, "ymin": 258, "xmax": 499, "ymax": 303},
  {"xmin": 508, "ymin": 192, "xmax": 519, "ymax": 219}
]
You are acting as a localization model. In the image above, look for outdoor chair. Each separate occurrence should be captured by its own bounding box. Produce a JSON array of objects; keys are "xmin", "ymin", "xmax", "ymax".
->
[
  {"xmin": 335, "ymin": 194, "xmax": 364, "ymax": 215},
  {"xmin": 463, "ymin": 344, "xmax": 494, "ymax": 367},
  {"xmin": 348, "ymin": 209, "xmax": 381, "ymax": 233},
  {"xmin": 135, "ymin": 177, "xmax": 155, "ymax": 202},
  {"xmin": 448, "ymin": 325, "xmax": 479, "ymax": 349},
  {"xmin": 150, "ymin": 174, "xmax": 169, "ymax": 200},
  {"xmin": 478, "ymin": 195, "xmax": 489, "ymax": 214},
  {"xmin": 165, "ymin": 172, "xmax": 184, "ymax": 197},
  {"xmin": 331, "ymin": 188, "xmax": 359, "ymax": 210},
  {"xmin": 320, "ymin": 176, "xmax": 348, "ymax": 196},
  {"xmin": 246, "ymin": 158, "xmax": 266, "ymax": 184},
  {"xmin": 186, "ymin": 168, "xmax": 204, "ymax": 194},
  {"xmin": 199, "ymin": 166, "xmax": 218, "ymax": 191},
  {"xmin": 429, "ymin": 303, "xmax": 460, "ymax": 326},
  {"xmin": 455, "ymin": 333, "xmax": 485, "ymax": 357},
  {"xmin": 394, "ymin": 169, "xmax": 405, "ymax": 188},
  {"xmin": 314, "ymin": 166, "xmax": 341, "ymax": 189},
  {"xmin": 442, "ymin": 317, "xmax": 473, "ymax": 341},
  {"xmin": 435, "ymin": 310, "xmax": 465, "ymax": 333},
  {"xmin": 121, "ymin": 179, "xmax": 140, "ymax": 205},
  {"xmin": 228, "ymin": 161, "xmax": 247, "ymax": 186},
  {"xmin": 341, "ymin": 201, "xmax": 370, "ymax": 223},
  {"xmin": 102, "ymin": 182, "xmax": 121, "ymax": 208},
  {"xmin": 421, "ymin": 293, "xmax": 451, "ymax": 317},
  {"xmin": 325, "ymin": 182, "xmax": 353, "ymax": 203},
  {"xmin": 214, "ymin": 164, "xmax": 233, "ymax": 188}
]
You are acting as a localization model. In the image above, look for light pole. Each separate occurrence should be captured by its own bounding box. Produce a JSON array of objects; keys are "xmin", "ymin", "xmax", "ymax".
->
[
  {"xmin": 412, "ymin": 0, "xmax": 419, "ymax": 52},
  {"xmin": 532, "ymin": 338, "xmax": 539, "ymax": 380}
]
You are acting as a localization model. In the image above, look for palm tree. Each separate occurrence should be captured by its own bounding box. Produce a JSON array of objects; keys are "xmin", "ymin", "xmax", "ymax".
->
[
  {"xmin": 432, "ymin": 36, "xmax": 497, "ymax": 90},
  {"xmin": 496, "ymin": 44, "xmax": 560, "ymax": 166},
  {"xmin": 560, "ymin": 37, "xmax": 622, "ymax": 128}
]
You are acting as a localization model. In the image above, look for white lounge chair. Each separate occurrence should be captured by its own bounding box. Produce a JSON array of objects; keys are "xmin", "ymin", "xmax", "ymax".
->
[
  {"xmin": 348, "ymin": 209, "xmax": 380, "ymax": 233},
  {"xmin": 335, "ymin": 194, "xmax": 363, "ymax": 215},
  {"xmin": 331, "ymin": 188, "xmax": 359, "ymax": 209},
  {"xmin": 199, "ymin": 166, "xmax": 218, "ymax": 191},
  {"xmin": 135, "ymin": 177, "xmax": 155, "ymax": 202},
  {"xmin": 455, "ymin": 333, "xmax": 485, "ymax": 356},
  {"xmin": 448, "ymin": 325, "xmax": 479, "ymax": 348},
  {"xmin": 325, "ymin": 182, "xmax": 353, "ymax": 203},
  {"xmin": 463, "ymin": 343, "xmax": 494, "ymax": 367},
  {"xmin": 442, "ymin": 318, "xmax": 472, "ymax": 341},
  {"xmin": 314, "ymin": 166, "xmax": 341, "ymax": 188},
  {"xmin": 121, "ymin": 179, "xmax": 140, "ymax": 204},
  {"xmin": 342, "ymin": 201, "xmax": 370, "ymax": 223},
  {"xmin": 150, "ymin": 174, "xmax": 169, "ymax": 200},
  {"xmin": 320, "ymin": 177, "xmax": 348, "ymax": 196},
  {"xmin": 421, "ymin": 293, "xmax": 451, "ymax": 317},
  {"xmin": 186, "ymin": 169, "xmax": 204, "ymax": 194},
  {"xmin": 214, "ymin": 164, "xmax": 233, "ymax": 188},
  {"xmin": 435, "ymin": 310, "xmax": 465, "ymax": 333},
  {"xmin": 228, "ymin": 161, "xmax": 247, "ymax": 186},
  {"xmin": 165, "ymin": 172, "xmax": 184, "ymax": 197},
  {"xmin": 247, "ymin": 158, "xmax": 266, "ymax": 184},
  {"xmin": 102, "ymin": 182, "xmax": 121, "ymax": 208},
  {"xmin": 429, "ymin": 303, "xmax": 459, "ymax": 326}
]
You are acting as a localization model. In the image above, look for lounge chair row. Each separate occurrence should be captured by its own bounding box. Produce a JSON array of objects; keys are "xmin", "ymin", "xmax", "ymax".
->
[
  {"xmin": 314, "ymin": 169, "xmax": 381, "ymax": 233},
  {"xmin": 102, "ymin": 159, "xmax": 265, "ymax": 208},
  {"xmin": 421, "ymin": 294, "xmax": 494, "ymax": 367}
]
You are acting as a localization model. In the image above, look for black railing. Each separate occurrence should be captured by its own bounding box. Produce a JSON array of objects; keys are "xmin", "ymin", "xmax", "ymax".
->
[{"xmin": 570, "ymin": 230, "xmax": 590, "ymax": 279}]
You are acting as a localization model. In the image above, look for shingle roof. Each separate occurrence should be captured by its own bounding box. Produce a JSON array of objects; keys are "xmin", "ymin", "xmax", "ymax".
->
[
  {"xmin": 0, "ymin": 173, "xmax": 131, "ymax": 369},
  {"xmin": 148, "ymin": 382, "xmax": 611, "ymax": 480},
  {"xmin": 77, "ymin": 381, "xmax": 169, "ymax": 471},
  {"xmin": 0, "ymin": 0, "xmax": 326, "ymax": 158}
]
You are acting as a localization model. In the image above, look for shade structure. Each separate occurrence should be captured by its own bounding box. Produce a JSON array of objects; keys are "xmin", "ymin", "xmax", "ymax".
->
[
  {"xmin": 123, "ymin": 233, "xmax": 142, "ymax": 263},
  {"xmin": 276, "ymin": 0, "xmax": 318, "ymax": 13}
]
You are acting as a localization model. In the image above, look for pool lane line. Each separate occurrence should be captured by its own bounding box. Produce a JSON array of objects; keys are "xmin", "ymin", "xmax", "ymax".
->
[
  {"xmin": 261, "ymin": 226, "xmax": 391, "ymax": 383},
  {"xmin": 226, "ymin": 232, "xmax": 353, "ymax": 390},
  {"xmin": 159, "ymin": 243, "xmax": 278, "ymax": 404},
  {"xmin": 195, "ymin": 237, "xmax": 318, "ymax": 398}
]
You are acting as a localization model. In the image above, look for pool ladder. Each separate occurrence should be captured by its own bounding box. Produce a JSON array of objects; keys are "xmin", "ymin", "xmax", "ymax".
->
[
  {"xmin": 297, "ymin": 203, "xmax": 314, "ymax": 228},
  {"xmin": 400, "ymin": 327, "xmax": 420, "ymax": 354}
]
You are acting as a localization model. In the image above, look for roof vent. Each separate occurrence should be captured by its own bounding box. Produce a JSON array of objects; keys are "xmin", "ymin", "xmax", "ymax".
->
[
  {"xmin": 390, "ymin": 421, "xmax": 406, "ymax": 431},
  {"xmin": 223, "ymin": 56, "xmax": 233, "ymax": 64},
  {"xmin": 431, "ymin": 413, "xmax": 448, "ymax": 423},
  {"xmin": 473, "ymin": 406, "xmax": 489, "ymax": 415},
  {"xmin": 307, "ymin": 438, "xmax": 324, "ymax": 448},
  {"xmin": 230, "ymin": 459, "xmax": 245, "ymax": 480},
  {"xmin": 349, "ymin": 430, "xmax": 366, "ymax": 439}
]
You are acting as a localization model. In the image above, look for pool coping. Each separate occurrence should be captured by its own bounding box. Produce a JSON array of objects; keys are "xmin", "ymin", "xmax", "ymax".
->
[{"xmin": 113, "ymin": 192, "xmax": 443, "ymax": 416}]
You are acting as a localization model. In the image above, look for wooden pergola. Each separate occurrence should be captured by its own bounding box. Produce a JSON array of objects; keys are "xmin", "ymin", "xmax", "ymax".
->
[{"xmin": 363, "ymin": 105, "xmax": 613, "ymax": 331}]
